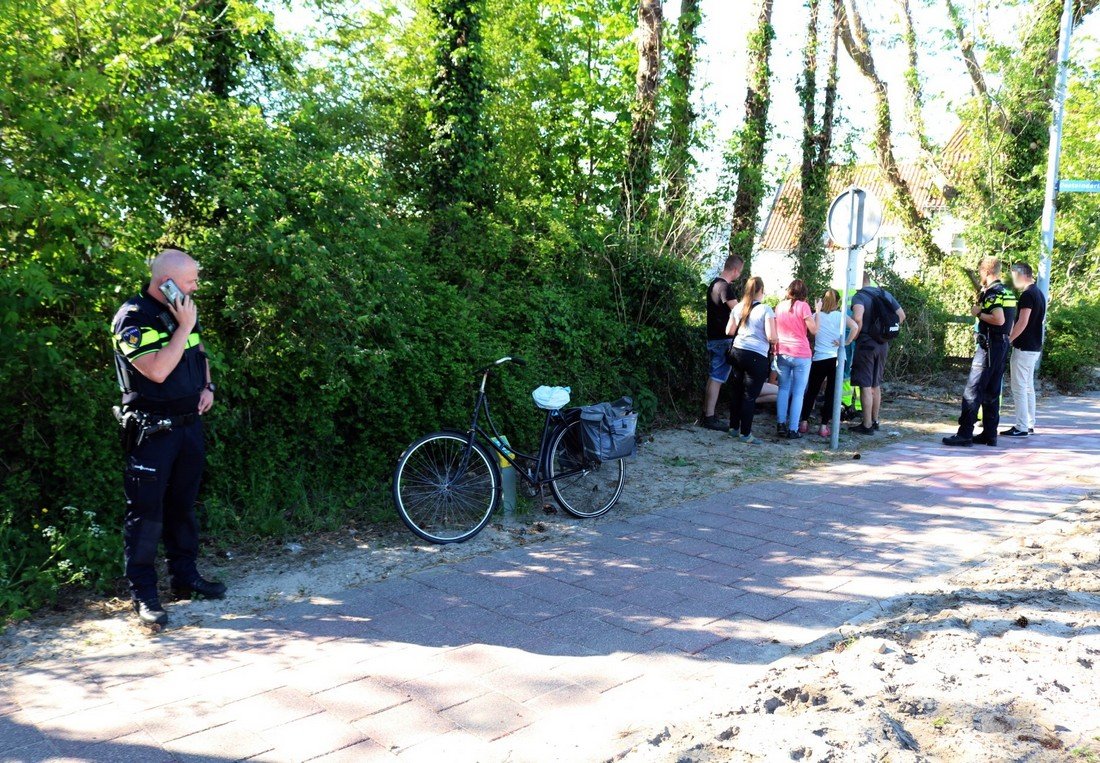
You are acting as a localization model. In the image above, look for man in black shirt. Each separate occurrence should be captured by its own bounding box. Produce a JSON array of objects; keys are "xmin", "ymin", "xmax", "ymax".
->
[
  {"xmin": 943, "ymin": 257, "xmax": 1017, "ymax": 447},
  {"xmin": 1002, "ymin": 262, "xmax": 1047, "ymax": 437},
  {"xmin": 702, "ymin": 255, "xmax": 744, "ymax": 431}
]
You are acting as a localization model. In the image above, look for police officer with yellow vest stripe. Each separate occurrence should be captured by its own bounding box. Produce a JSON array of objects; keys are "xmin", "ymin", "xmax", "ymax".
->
[
  {"xmin": 111, "ymin": 249, "xmax": 225, "ymax": 626},
  {"xmin": 943, "ymin": 256, "xmax": 1017, "ymax": 448}
]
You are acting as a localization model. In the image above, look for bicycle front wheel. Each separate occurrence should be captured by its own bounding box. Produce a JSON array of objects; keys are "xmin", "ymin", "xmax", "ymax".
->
[
  {"xmin": 393, "ymin": 432, "xmax": 500, "ymax": 543},
  {"xmin": 547, "ymin": 420, "xmax": 626, "ymax": 518}
]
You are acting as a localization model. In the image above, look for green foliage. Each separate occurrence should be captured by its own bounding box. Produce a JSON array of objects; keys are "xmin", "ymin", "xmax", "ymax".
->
[
  {"xmin": 868, "ymin": 264, "xmax": 950, "ymax": 382},
  {"xmin": 1041, "ymin": 298, "xmax": 1100, "ymax": 392},
  {"xmin": 0, "ymin": 0, "xmax": 701, "ymax": 621}
]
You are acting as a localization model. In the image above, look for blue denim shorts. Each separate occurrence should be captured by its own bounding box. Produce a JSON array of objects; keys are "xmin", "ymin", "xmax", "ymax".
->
[{"xmin": 707, "ymin": 339, "xmax": 733, "ymax": 383}]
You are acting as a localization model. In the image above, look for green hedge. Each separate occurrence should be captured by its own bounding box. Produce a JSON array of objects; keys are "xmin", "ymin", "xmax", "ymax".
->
[{"xmin": 1042, "ymin": 298, "xmax": 1100, "ymax": 392}]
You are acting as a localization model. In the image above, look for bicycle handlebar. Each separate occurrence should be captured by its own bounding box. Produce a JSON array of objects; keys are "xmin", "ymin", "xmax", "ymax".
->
[{"xmin": 476, "ymin": 356, "xmax": 527, "ymax": 375}]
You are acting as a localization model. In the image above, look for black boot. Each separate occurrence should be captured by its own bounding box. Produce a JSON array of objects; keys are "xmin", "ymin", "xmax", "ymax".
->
[
  {"xmin": 133, "ymin": 598, "xmax": 168, "ymax": 626},
  {"xmin": 942, "ymin": 434, "xmax": 973, "ymax": 447},
  {"xmin": 972, "ymin": 431, "xmax": 998, "ymax": 446},
  {"xmin": 172, "ymin": 577, "xmax": 227, "ymax": 600}
]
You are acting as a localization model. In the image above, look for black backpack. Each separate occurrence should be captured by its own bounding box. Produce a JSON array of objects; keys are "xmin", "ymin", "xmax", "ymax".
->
[{"xmin": 864, "ymin": 288, "xmax": 901, "ymax": 343}]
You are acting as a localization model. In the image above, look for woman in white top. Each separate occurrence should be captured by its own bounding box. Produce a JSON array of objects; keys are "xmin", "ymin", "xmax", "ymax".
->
[
  {"xmin": 724, "ymin": 276, "xmax": 778, "ymax": 444},
  {"xmin": 799, "ymin": 289, "xmax": 858, "ymax": 437}
]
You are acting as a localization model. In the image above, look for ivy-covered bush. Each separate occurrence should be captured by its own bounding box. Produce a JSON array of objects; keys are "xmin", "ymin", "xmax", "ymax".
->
[{"xmin": 1041, "ymin": 299, "xmax": 1100, "ymax": 392}]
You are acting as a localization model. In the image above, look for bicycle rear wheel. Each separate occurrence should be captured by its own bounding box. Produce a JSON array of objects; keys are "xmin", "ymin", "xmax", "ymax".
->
[
  {"xmin": 393, "ymin": 432, "xmax": 500, "ymax": 543},
  {"xmin": 547, "ymin": 419, "xmax": 626, "ymax": 518}
]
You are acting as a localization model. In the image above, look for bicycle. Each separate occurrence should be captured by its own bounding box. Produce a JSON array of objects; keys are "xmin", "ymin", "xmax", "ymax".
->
[{"xmin": 392, "ymin": 356, "xmax": 628, "ymax": 544}]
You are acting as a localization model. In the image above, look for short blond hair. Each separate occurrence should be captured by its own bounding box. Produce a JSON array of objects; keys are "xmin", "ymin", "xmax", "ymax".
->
[{"xmin": 979, "ymin": 256, "xmax": 1001, "ymax": 278}]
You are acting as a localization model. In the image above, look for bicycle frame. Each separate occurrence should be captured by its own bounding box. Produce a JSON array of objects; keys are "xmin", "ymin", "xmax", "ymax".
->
[{"xmin": 462, "ymin": 368, "xmax": 588, "ymax": 489}]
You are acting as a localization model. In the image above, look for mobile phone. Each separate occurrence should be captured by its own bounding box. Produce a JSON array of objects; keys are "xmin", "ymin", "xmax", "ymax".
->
[{"xmin": 159, "ymin": 278, "xmax": 184, "ymax": 305}]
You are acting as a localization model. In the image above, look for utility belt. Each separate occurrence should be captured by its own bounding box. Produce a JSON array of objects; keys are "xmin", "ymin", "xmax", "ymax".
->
[
  {"xmin": 112, "ymin": 406, "xmax": 198, "ymax": 454},
  {"xmin": 976, "ymin": 333, "xmax": 1009, "ymax": 351}
]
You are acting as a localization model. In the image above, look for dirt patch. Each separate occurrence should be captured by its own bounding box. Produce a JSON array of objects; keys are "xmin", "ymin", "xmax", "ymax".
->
[
  {"xmin": 619, "ymin": 494, "xmax": 1100, "ymax": 763},
  {"xmin": 0, "ymin": 380, "xmax": 963, "ymax": 667}
]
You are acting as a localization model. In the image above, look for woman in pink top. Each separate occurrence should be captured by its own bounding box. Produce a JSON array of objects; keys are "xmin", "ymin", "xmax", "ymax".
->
[{"xmin": 774, "ymin": 280, "xmax": 818, "ymax": 439}]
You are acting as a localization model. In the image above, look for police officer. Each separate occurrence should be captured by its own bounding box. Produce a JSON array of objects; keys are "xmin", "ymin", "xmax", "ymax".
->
[
  {"xmin": 111, "ymin": 249, "xmax": 226, "ymax": 626},
  {"xmin": 943, "ymin": 256, "xmax": 1017, "ymax": 447}
]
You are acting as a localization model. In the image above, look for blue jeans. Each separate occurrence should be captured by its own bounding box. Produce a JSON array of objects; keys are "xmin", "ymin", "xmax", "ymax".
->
[{"xmin": 777, "ymin": 354, "xmax": 812, "ymax": 431}]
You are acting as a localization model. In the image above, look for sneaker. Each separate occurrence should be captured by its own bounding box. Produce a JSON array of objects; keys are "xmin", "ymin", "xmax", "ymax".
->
[
  {"xmin": 133, "ymin": 598, "xmax": 168, "ymax": 627},
  {"xmin": 786, "ymin": 430, "xmax": 803, "ymax": 440},
  {"xmin": 848, "ymin": 423, "xmax": 875, "ymax": 435},
  {"xmin": 701, "ymin": 415, "xmax": 727, "ymax": 432},
  {"xmin": 1000, "ymin": 427, "xmax": 1028, "ymax": 437},
  {"xmin": 872, "ymin": 421, "xmax": 880, "ymax": 431},
  {"xmin": 819, "ymin": 425, "xmax": 830, "ymax": 438},
  {"xmin": 739, "ymin": 434, "xmax": 762, "ymax": 445},
  {"xmin": 776, "ymin": 422, "xmax": 786, "ymax": 438},
  {"xmin": 941, "ymin": 434, "xmax": 973, "ymax": 447},
  {"xmin": 798, "ymin": 421, "xmax": 809, "ymax": 434}
]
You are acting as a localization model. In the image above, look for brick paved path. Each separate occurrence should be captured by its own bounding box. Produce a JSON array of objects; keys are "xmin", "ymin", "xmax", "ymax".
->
[{"xmin": 3, "ymin": 395, "xmax": 1098, "ymax": 762}]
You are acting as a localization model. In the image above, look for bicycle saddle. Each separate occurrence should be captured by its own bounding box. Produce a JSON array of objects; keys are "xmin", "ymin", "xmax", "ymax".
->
[{"xmin": 532, "ymin": 385, "xmax": 571, "ymax": 410}]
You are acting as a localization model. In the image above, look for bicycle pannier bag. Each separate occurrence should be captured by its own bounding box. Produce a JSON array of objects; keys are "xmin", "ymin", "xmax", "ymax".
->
[{"xmin": 579, "ymin": 397, "xmax": 637, "ymax": 462}]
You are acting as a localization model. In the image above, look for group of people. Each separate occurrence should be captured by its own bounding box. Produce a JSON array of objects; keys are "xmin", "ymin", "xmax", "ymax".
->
[{"xmin": 703, "ymin": 254, "xmax": 1047, "ymax": 448}]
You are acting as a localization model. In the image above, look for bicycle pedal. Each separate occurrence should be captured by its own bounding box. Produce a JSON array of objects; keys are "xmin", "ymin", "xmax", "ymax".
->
[{"xmin": 542, "ymin": 504, "xmax": 558, "ymax": 514}]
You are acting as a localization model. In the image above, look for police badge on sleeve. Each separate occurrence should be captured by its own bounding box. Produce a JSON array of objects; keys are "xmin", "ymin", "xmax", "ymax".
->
[{"xmin": 121, "ymin": 326, "xmax": 142, "ymax": 349}]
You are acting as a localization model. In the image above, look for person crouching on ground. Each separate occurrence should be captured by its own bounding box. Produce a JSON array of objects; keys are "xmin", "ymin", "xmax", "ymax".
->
[
  {"xmin": 774, "ymin": 279, "xmax": 818, "ymax": 440},
  {"xmin": 702, "ymin": 255, "xmax": 745, "ymax": 431},
  {"xmin": 943, "ymin": 256, "xmax": 1017, "ymax": 447},
  {"xmin": 725, "ymin": 276, "xmax": 777, "ymax": 445},
  {"xmin": 800, "ymin": 289, "xmax": 858, "ymax": 438},
  {"xmin": 1003, "ymin": 261, "xmax": 1047, "ymax": 438}
]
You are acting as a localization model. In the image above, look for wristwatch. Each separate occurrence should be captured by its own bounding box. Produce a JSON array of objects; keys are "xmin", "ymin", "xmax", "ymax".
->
[{"xmin": 205, "ymin": 383, "xmax": 216, "ymax": 393}]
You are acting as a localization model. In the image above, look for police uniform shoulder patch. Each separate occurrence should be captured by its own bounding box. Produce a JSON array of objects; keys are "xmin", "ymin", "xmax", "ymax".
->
[{"xmin": 122, "ymin": 326, "xmax": 142, "ymax": 348}]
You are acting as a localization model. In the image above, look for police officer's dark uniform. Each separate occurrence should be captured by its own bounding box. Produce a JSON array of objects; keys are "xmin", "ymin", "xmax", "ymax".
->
[
  {"xmin": 943, "ymin": 279, "xmax": 1017, "ymax": 447},
  {"xmin": 111, "ymin": 287, "xmax": 225, "ymax": 625}
]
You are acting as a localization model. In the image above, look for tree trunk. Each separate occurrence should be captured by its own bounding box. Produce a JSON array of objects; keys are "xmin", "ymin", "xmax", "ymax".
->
[
  {"xmin": 837, "ymin": 0, "xmax": 944, "ymax": 264},
  {"xmin": 728, "ymin": 0, "xmax": 775, "ymax": 263},
  {"xmin": 794, "ymin": 0, "xmax": 840, "ymax": 292},
  {"xmin": 623, "ymin": 0, "xmax": 663, "ymax": 223},
  {"xmin": 662, "ymin": 0, "xmax": 701, "ymax": 217},
  {"xmin": 425, "ymin": 0, "xmax": 493, "ymax": 212}
]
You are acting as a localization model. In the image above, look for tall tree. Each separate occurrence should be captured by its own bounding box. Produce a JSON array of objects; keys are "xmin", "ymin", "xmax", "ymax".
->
[
  {"xmin": 728, "ymin": 0, "xmax": 776, "ymax": 262},
  {"xmin": 623, "ymin": 0, "xmax": 663, "ymax": 223},
  {"xmin": 950, "ymin": 0, "xmax": 1100, "ymax": 261},
  {"xmin": 425, "ymin": 0, "xmax": 494, "ymax": 212},
  {"xmin": 837, "ymin": 0, "xmax": 944, "ymax": 264},
  {"xmin": 662, "ymin": 0, "xmax": 702, "ymax": 217},
  {"xmin": 793, "ymin": 0, "xmax": 840, "ymax": 293}
]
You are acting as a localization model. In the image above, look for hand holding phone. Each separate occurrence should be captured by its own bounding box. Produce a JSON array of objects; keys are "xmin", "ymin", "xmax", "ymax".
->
[
  {"xmin": 159, "ymin": 278, "xmax": 184, "ymax": 305},
  {"xmin": 160, "ymin": 279, "xmax": 197, "ymax": 333}
]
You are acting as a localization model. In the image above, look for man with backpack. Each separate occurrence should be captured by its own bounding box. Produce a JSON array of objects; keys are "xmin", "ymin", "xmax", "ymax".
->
[
  {"xmin": 943, "ymin": 257, "xmax": 1017, "ymax": 447},
  {"xmin": 848, "ymin": 272, "xmax": 905, "ymax": 435}
]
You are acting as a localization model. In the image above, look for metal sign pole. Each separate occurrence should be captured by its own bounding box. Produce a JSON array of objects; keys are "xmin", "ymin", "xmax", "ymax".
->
[
  {"xmin": 825, "ymin": 185, "xmax": 880, "ymax": 451},
  {"xmin": 1037, "ymin": 0, "xmax": 1074, "ymax": 299},
  {"xmin": 830, "ymin": 187, "xmax": 860, "ymax": 450}
]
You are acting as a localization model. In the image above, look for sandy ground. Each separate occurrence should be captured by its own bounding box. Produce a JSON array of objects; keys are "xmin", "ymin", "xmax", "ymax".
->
[
  {"xmin": 618, "ymin": 493, "xmax": 1100, "ymax": 763},
  {"xmin": 0, "ymin": 379, "xmax": 963, "ymax": 667}
]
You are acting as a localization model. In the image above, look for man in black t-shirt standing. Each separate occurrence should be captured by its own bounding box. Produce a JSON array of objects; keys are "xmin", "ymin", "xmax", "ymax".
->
[
  {"xmin": 1002, "ymin": 262, "xmax": 1047, "ymax": 437},
  {"xmin": 702, "ymin": 255, "xmax": 744, "ymax": 431}
]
